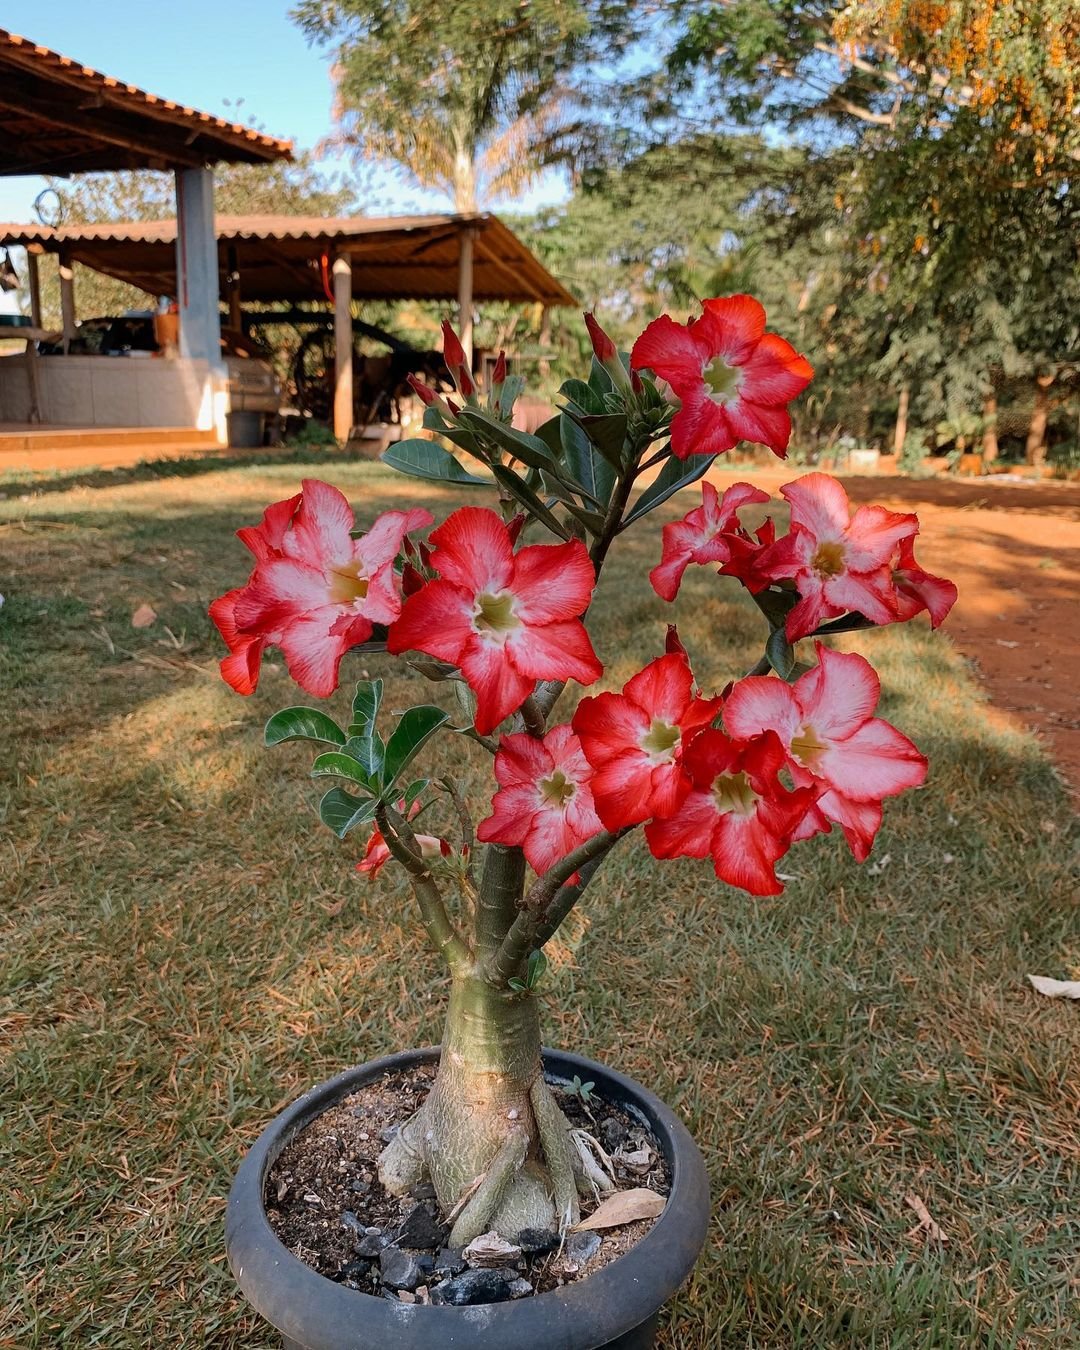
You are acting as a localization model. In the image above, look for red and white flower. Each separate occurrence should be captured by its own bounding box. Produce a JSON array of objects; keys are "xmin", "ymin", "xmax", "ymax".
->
[
  {"xmin": 644, "ymin": 729, "xmax": 818, "ymax": 896},
  {"xmin": 723, "ymin": 643, "xmax": 927, "ymax": 861},
  {"xmin": 630, "ymin": 295, "xmax": 813, "ymax": 460},
  {"xmin": 209, "ymin": 491, "xmax": 301, "ymax": 695},
  {"xmin": 212, "ymin": 479, "xmax": 432, "ymax": 698},
  {"xmin": 756, "ymin": 474, "xmax": 920, "ymax": 640},
  {"xmin": 572, "ymin": 653, "xmax": 723, "ymax": 829},
  {"xmin": 892, "ymin": 536, "xmax": 958, "ymax": 627},
  {"xmin": 387, "ymin": 507, "xmax": 602, "ymax": 734},
  {"xmin": 477, "ymin": 725, "xmax": 603, "ymax": 877},
  {"xmin": 649, "ymin": 480, "xmax": 771, "ymax": 601},
  {"xmin": 356, "ymin": 803, "xmax": 451, "ymax": 881}
]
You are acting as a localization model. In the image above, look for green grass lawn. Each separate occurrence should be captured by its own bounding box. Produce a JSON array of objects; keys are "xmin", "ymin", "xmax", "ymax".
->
[{"xmin": 2, "ymin": 458, "xmax": 1077, "ymax": 1348}]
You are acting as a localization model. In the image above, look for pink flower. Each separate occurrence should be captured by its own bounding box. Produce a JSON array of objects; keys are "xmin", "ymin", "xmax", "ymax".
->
[
  {"xmin": 893, "ymin": 536, "xmax": 957, "ymax": 627},
  {"xmin": 644, "ymin": 729, "xmax": 818, "ymax": 896},
  {"xmin": 630, "ymin": 295, "xmax": 813, "ymax": 460},
  {"xmin": 649, "ymin": 480, "xmax": 771, "ymax": 601},
  {"xmin": 213, "ymin": 479, "xmax": 432, "ymax": 698},
  {"xmin": 387, "ymin": 507, "xmax": 602, "ymax": 734},
  {"xmin": 357, "ymin": 804, "xmax": 451, "ymax": 881},
  {"xmin": 723, "ymin": 643, "xmax": 927, "ymax": 861},
  {"xmin": 756, "ymin": 474, "xmax": 919, "ymax": 640},
  {"xmin": 209, "ymin": 492, "xmax": 301, "ymax": 695},
  {"xmin": 477, "ymin": 725, "xmax": 603, "ymax": 877},
  {"xmin": 572, "ymin": 653, "xmax": 723, "ymax": 830}
]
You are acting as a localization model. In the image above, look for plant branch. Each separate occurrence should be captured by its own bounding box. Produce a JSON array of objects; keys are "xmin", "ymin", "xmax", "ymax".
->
[
  {"xmin": 377, "ymin": 801, "xmax": 469, "ymax": 971},
  {"xmin": 461, "ymin": 727, "xmax": 499, "ymax": 755},
  {"xmin": 483, "ymin": 829, "xmax": 630, "ymax": 987}
]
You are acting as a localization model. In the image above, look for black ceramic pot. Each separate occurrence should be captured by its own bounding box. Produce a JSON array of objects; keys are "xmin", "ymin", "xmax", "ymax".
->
[{"xmin": 226, "ymin": 1047, "xmax": 710, "ymax": 1350}]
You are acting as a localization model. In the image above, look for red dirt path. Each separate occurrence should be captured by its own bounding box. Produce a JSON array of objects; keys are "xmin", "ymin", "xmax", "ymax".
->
[{"xmin": 718, "ymin": 469, "xmax": 1080, "ymax": 792}]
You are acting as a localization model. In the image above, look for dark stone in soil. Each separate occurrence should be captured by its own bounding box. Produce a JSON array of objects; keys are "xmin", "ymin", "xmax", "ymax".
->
[
  {"xmin": 516, "ymin": 1226, "xmax": 560, "ymax": 1256},
  {"xmin": 507, "ymin": 1276, "xmax": 534, "ymax": 1299},
  {"xmin": 600, "ymin": 1117, "xmax": 629, "ymax": 1152},
  {"xmin": 349, "ymin": 1177, "xmax": 371, "ymax": 1195},
  {"xmin": 340, "ymin": 1210, "xmax": 365, "ymax": 1238},
  {"xmin": 355, "ymin": 1230, "xmax": 388, "ymax": 1258},
  {"xmin": 565, "ymin": 1230, "xmax": 602, "ymax": 1265},
  {"xmin": 379, "ymin": 1247, "xmax": 433, "ymax": 1291},
  {"xmin": 407, "ymin": 1181, "xmax": 437, "ymax": 1201},
  {"xmin": 395, "ymin": 1202, "xmax": 449, "ymax": 1250},
  {"xmin": 429, "ymin": 1267, "xmax": 517, "ymax": 1306},
  {"xmin": 433, "ymin": 1247, "xmax": 467, "ymax": 1277},
  {"xmin": 338, "ymin": 1258, "xmax": 372, "ymax": 1286}
]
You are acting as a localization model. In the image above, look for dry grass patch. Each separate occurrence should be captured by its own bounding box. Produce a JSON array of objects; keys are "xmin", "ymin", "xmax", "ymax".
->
[{"xmin": 2, "ymin": 457, "xmax": 1077, "ymax": 1347}]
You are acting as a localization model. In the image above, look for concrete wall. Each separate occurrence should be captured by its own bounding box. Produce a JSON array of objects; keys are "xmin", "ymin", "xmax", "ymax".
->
[{"xmin": 0, "ymin": 355, "xmax": 224, "ymax": 434}]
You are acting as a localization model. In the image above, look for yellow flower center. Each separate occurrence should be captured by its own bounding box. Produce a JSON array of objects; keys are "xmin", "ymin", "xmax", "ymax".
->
[
  {"xmin": 539, "ymin": 769, "xmax": 576, "ymax": 809},
  {"xmin": 640, "ymin": 718, "xmax": 681, "ymax": 760},
  {"xmin": 474, "ymin": 590, "xmax": 520, "ymax": 636},
  {"xmin": 812, "ymin": 541, "xmax": 846, "ymax": 577},
  {"xmin": 327, "ymin": 559, "xmax": 370, "ymax": 605},
  {"xmin": 712, "ymin": 771, "xmax": 757, "ymax": 816},
  {"xmin": 790, "ymin": 724, "xmax": 827, "ymax": 768},
  {"xmin": 703, "ymin": 356, "xmax": 743, "ymax": 404}
]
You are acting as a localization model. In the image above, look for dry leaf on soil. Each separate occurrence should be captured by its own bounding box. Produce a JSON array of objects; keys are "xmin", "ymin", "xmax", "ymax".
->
[
  {"xmin": 571, "ymin": 1188, "xmax": 665, "ymax": 1231},
  {"xmin": 1027, "ymin": 974, "xmax": 1080, "ymax": 1000},
  {"xmin": 904, "ymin": 1192, "xmax": 947, "ymax": 1242},
  {"xmin": 131, "ymin": 603, "xmax": 157, "ymax": 629}
]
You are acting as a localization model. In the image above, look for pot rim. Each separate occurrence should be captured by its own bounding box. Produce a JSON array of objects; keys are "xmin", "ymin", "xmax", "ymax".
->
[{"xmin": 226, "ymin": 1046, "xmax": 710, "ymax": 1350}]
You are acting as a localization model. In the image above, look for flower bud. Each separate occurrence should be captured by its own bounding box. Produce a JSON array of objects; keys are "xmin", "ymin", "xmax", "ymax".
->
[
  {"xmin": 492, "ymin": 350, "xmax": 507, "ymax": 386},
  {"xmin": 584, "ymin": 312, "xmax": 632, "ymax": 393},
  {"xmin": 441, "ymin": 319, "xmax": 475, "ymax": 398}
]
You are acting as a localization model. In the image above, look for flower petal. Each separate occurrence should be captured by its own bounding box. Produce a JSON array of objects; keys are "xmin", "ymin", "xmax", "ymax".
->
[
  {"xmin": 386, "ymin": 580, "xmax": 474, "ymax": 665},
  {"xmin": 737, "ymin": 332, "xmax": 814, "ymax": 404},
  {"xmin": 723, "ymin": 676, "xmax": 801, "ymax": 744},
  {"xmin": 691, "ymin": 295, "xmax": 767, "ymax": 365},
  {"xmin": 630, "ymin": 314, "xmax": 710, "ymax": 386},
  {"xmin": 511, "ymin": 539, "xmax": 595, "ymax": 623},
  {"xmin": 669, "ymin": 390, "xmax": 737, "ymax": 460},
  {"xmin": 624, "ymin": 653, "xmax": 695, "ymax": 723},
  {"xmin": 507, "ymin": 620, "xmax": 603, "ymax": 686},
  {"xmin": 358, "ymin": 508, "xmax": 434, "ymax": 571},
  {"xmin": 429, "ymin": 507, "xmax": 513, "ymax": 593},
  {"xmin": 794, "ymin": 646, "xmax": 881, "ymax": 740},
  {"xmin": 781, "ymin": 473, "xmax": 851, "ymax": 540},
  {"xmin": 275, "ymin": 611, "xmax": 351, "ymax": 698},
  {"xmin": 724, "ymin": 400, "xmax": 793, "ymax": 457},
  {"xmin": 281, "ymin": 479, "xmax": 355, "ymax": 564},
  {"xmin": 644, "ymin": 789, "xmax": 717, "ymax": 860},
  {"xmin": 844, "ymin": 505, "xmax": 919, "ymax": 571},
  {"xmin": 816, "ymin": 718, "xmax": 927, "ymax": 801},
  {"xmin": 460, "ymin": 641, "xmax": 535, "ymax": 733}
]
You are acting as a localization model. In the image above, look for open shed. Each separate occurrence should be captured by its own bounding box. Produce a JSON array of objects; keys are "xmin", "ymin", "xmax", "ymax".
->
[
  {"xmin": 2, "ymin": 214, "xmax": 576, "ymax": 442},
  {"xmin": 0, "ymin": 28, "xmax": 295, "ymax": 459}
]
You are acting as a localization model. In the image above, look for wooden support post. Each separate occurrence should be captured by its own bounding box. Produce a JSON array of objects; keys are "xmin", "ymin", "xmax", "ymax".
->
[
  {"xmin": 892, "ymin": 383, "xmax": 910, "ymax": 456},
  {"xmin": 982, "ymin": 391, "xmax": 999, "ymax": 463},
  {"xmin": 59, "ymin": 250, "xmax": 76, "ymax": 351},
  {"xmin": 26, "ymin": 249, "xmax": 42, "ymax": 328},
  {"xmin": 333, "ymin": 252, "xmax": 353, "ymax": 444},
  {"xmin": 226, "ymin": 245, "xmax": 242, "ymax": 331},
  {"xmin": 457, "ymin": 226, "xmax": 475, "ymax": 365}
]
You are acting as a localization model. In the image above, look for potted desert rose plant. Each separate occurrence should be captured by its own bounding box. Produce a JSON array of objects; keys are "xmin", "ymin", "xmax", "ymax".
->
[{"xmin": 218, "ymin": 297, "xmax": 956, "ymax": 1349}]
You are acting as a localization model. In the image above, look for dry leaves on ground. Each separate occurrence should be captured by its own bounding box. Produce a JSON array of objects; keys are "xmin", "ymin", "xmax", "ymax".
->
[
  {"xmin": 1027, "ymin": 974, "xmax": 1080, "ymax": 1000},
  {"xmin": 571, "ymin": 1188, "xmax": 666, "ymax": 1231}
]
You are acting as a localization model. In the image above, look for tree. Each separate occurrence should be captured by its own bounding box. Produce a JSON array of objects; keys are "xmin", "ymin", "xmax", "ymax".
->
[{"xmin": 291, "ymin": 0, "xmax": 603, "ymax": 210}]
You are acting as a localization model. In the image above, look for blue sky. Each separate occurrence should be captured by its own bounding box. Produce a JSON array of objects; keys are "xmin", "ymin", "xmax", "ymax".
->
[{"xmin": 0, "ymin": 0, "xmax": 567, "ymax": 222}]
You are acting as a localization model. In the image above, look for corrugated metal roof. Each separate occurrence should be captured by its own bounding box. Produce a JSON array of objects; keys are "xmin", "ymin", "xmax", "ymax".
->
[
  {"xmin": 0, "ymin": 29, "xmax": 292, "ymax": 173},
  {"xmin": 0, "ymin": 213, "xmax": 576, "ymax": 307}
]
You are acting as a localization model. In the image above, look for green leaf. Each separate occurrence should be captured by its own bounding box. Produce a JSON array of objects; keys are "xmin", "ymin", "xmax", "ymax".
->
[
  {"xmin": 525, "ymin": 948, "xmax": 548, "ymax": 988},
  {"xmin": 319, "ymin": 787, "xmax": 378, "ymax": 838},
  {"xmin": 623, "ymin": 451, "xmax": 717, "ymax": 526},
  {"xmin": 348, "ymin": 679, "xmax": 384, "ymax": 737},
  {"xmin": 766, "ymin": 627, "xmax": 796, "ymax": 680},
  {"xmin": 401, "ymin": 778, "xmax": 429, "ymax": 811},
  {"xmin": 264, "ymin": 707, "xmax": 346, "ymax": 748},
  {"xmin": 560, "ymin": 413, "xmax": 617, "ymax": 509},
  {"xmin": 343, "ymin": 733, "xmax": 384, "ymax": 779},
  {"xmin": 559, "ymin": 378, "xmax": 603, "ymax": 415},
  {"xmin": 752, "ymin": 587, "xmax": 799, "ymax": 630},
  {"xmin": 382, "ymin": 438, "xmax": 489, "ymax": 485},
  {"xmin": 489, "ymin": 464, "xmax": 573, "ymax": 540},
  {"xmin": 383, "ymin": 705, "xmax": 451, "ymax": 788},
  {"xmin": 497, "ymin": 373, "xmax": 527, "ymax": 418},
  {"xmin": 458, "ymin": 408, "xmax": 557, "ymax": 474},
  {"xmin": 577, "ymin": 413, "xmax": 627, "ymax": 466},
  {"xmin": 310, "ymin": 752, "xmax": 378, "ymax": 788}
]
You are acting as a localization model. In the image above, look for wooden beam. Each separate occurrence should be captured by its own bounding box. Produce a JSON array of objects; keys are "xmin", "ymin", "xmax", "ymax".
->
[
  {"xmin": 26, "ymin": 251, "xmax": 42, "ymax": 329},
  {"xmin": 332, "ymin": 253, "xmax": 353, "ymax": 443},
  {"xmin": 225, "ymin": 245, "xmax": 242, "ymax": 330},
  {"xmin": 457, "ymin": 226, "xmax": 476, "ymax": 364},
  {"xmin": 59, "ymin": 250, "xmax": 76, "ymax": 350}
]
